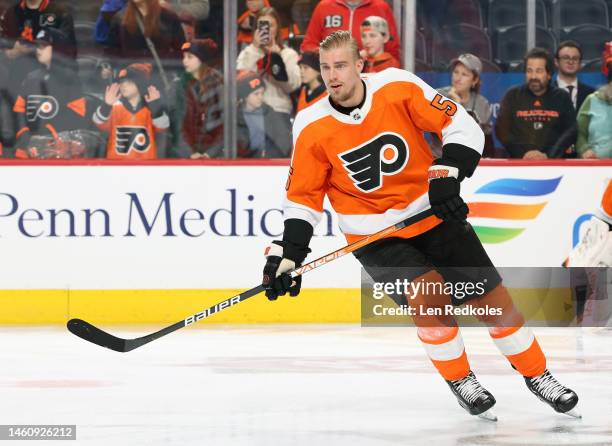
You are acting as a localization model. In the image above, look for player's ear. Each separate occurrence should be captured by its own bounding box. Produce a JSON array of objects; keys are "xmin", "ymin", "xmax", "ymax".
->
[
  {"xmin": 356, "ymin": 56, "xmax": 364, "ymax": 72},
  {"xmin": 383, "ymin": 34, "xmax": 390, "ymax": 44}
]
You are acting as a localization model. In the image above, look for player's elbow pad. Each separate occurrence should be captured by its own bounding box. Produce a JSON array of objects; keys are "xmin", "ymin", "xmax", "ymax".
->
[{"xmin": 437, "ymin": 143, "xmax": 482, "ymax": 182}]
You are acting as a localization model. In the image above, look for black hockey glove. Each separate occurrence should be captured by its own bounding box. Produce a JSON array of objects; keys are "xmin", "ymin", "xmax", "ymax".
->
[
  {"xmin": 428, "ymin": 162, "xmax": 469, "ymax": 221},
  {"xmin": 262, "ymin": 240, "xmax": 310, "ymax": 301},
  {"xmin": 259, "ymin": 52, "xmax": 289, "ymax": 82}
]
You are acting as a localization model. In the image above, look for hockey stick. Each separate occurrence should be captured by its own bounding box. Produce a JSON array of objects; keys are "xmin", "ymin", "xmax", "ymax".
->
[{"xmin": 67, "ymin": 208, "xmax": 435, "ymax": 352}]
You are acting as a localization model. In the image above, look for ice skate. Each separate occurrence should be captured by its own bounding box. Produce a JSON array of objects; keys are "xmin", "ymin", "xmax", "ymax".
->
[
  {"xmin": 524, "ymin": 369, "xmax": 581, "ymax": 418},
  {"xmin": 446, "ymin": 371, "xmax": 497, "ymax": 421}
]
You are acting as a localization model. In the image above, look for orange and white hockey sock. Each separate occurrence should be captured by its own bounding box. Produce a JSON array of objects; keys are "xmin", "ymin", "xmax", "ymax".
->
[
  {"xmin": 472, "ymin": 285, "xmax": 547, "ymax": 378},
  {"xmin": 488, "ymin": 325, "xmax": 546, "ymax": 378},
  {"xmin": 418, "ymin": 326, "xmax": 470, "ymax": 381}
]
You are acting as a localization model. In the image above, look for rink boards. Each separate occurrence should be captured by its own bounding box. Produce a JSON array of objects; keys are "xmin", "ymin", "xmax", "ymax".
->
[{"xmin": 0, "ymin": 160, "xmax": 609, "ymax": 324}]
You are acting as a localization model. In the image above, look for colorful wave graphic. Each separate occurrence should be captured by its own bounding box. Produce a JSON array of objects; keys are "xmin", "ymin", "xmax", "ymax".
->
[{"xmin": 468, "ymin": 177, "xmax": 562, "ymax": 244}]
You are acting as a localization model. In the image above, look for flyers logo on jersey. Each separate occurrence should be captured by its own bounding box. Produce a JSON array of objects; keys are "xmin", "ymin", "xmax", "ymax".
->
[
  {"xmin": 26, "ymin": 95, "xmax": 59, "ymax": 121},
  {"xmin": 115, "ymin": 126, "xmax": 151, "ymax": 154},
  {"xmin": 338, "ymin": 132, "xmax": 409, "ymax": 193}
]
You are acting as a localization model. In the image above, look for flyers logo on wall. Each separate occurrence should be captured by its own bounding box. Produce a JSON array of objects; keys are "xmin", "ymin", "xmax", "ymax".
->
[
  {"xmin": 338, "ymin": 132, "xmax": 409, "ymax": 193},
  {"xmin": 467, "ymin": 177, "xmax": 562, "ymax": 244},
  {"xmin": 26, "ymin": 95, "xmax": 59, "ymax": 121},
  {"xmin": 115, "ymin": 126, "xmax": 150, "ymax": 154}
]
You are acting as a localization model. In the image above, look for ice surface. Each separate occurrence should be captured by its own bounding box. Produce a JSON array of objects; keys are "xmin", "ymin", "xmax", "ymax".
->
[{"xmin": 1, "ymin": 325, "xmax": 611, "ymax": 445}]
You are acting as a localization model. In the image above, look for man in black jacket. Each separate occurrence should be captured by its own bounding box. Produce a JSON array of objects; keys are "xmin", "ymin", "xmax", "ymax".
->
[
  {"xmin": 12, "ymin": 27, "xmax": 88, "ymax": 158},
  {"xmin": 552, "ymin": 40, "xmax": 595, "ymax": 114},
  {"xmin": 495, "ymin": 47, "xmax": 576, "ymax": 159},
  {"xmin": 0, "ymin": 0, "xmax": 76, "ymax": 149}
]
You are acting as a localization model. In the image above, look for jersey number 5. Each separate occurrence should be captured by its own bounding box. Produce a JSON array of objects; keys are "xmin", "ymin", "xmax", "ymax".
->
[{"xmin": 430, "ymin": 93, "xmax": 457, "ymax": 116}]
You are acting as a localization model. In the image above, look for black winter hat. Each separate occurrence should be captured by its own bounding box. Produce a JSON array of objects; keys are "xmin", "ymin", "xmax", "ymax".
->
[
  {"xmin": 118, "ymin": 63, "xmax": 152, "ymax": 96},
  {"xmin": 181, "ymin": 39, "xmax": 218, "ymax": 63},
  {"xmin": 237, "ymin": 71, "xmax": 264, "ymax": 99},
  {"xmin": 298, "ymin": 51, "xmax": 320, "ymax": 72}
]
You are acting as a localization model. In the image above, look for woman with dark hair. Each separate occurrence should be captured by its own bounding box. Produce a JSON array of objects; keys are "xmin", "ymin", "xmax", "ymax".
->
[
  {"xmin": 236, "ymin": 6, "xmax": 300, "ymax": 118},
  {"xmin": 171, "ymin": 38, "xmax": 224, "ymax": 158},
  {"xmin": 105, "ymin": 0, "xmax": 186, "ymax": 82}
]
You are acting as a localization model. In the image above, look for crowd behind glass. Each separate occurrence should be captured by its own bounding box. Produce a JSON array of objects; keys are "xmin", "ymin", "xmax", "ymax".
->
[{"xmin": 0, "ymin": 0, "xmax": 611, "ymax": 160}]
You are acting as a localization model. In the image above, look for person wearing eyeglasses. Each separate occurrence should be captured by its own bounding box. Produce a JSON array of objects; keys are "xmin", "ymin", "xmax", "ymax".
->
[{"xmin": 552, "ymin": 40, "xmax": 595, "ymax": 114}]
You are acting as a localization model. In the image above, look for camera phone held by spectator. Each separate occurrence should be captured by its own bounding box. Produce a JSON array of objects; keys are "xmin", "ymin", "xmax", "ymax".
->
[{"xmin": 258, "ymin": 20, "xmax": 270, "ymax": 46}]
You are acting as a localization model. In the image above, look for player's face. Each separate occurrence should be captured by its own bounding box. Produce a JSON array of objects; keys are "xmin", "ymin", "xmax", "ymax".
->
[
  {"xmin": 35, "ymin": 43, "xmax": 52, "ymax": 67},
  {"xmin": 119, "ymin": 79, "xmax": 139, "ymax": 100},
  {"xmin": 361, "ymin": 30, "xmax": 385, "ymax": 57},
  {"xmin": 525, "ymin": 57, "xmax": 551, "ymax": 96},
  {"xmin": 182, "ymin": 52, "xmax": 202, "ymax": 75},
  {"xmin": 320, "ymin": 45, "xmax": 364, "ymax": 105},
  {"xmin": 451, "ymin": 63, "xmax": 477, "ymax": 95},
  {"xmin": 299, "ymin": 64, "xmax": 319, "ymax": 85},
  {"xmin": 555, "ymin": 46, "xmax": 581, "ymax": 76},
  {"xmin": 245, "ymin": 87, "xmax": 265, "ymax": 110}
]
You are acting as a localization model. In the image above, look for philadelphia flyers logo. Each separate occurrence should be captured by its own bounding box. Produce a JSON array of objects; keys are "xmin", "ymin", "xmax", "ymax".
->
[
  {"xmin": 115, "ymin": 126, "xmax": 151, "ymax": 154},
  {"xmin": 26, "ymin": 95, "xmax": 59, "ymax": 121},
  {"xmin": 338, "ymin": 132, "xmax": 409, "ymax": 193}
]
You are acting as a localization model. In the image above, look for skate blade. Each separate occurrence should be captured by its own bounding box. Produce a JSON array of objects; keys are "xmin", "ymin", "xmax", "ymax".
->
[
  {"xmin": 477, "ymin": 408, "xmax": 498, "ymax": 422},
  {"xmin": 562, "ymin": 408, "xmax": 582, "ymax": 419}
]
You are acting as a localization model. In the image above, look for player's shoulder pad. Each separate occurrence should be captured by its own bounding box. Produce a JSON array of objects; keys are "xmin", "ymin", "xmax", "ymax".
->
[
  {"xmin": 367, "ymin": 67, "xmax": 432, "ymax": 99},
  {"xmin": 292, "ymin": 95, "xmax": 332, "ymax": 148}
]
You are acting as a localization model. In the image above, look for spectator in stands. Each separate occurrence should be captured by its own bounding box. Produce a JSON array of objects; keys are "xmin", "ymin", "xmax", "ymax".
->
[
  {"xmin": 236, "ymin": 6, "xmax": 300, "ymax": 118},
  {"xmin": 105, "ymin": 0, "xmax": 186, "ymax": 87},
  {"xmin": 296, "ymin": 51, "xmax": 327, "ymax": 113},
  {"xmin": 171, "ymin": 38, "xmax": 224, "ymax": 159},
  {"xmin": 0, "ymin": 61, "xmax": 7, "ymax": 155},
  {"xmin": 496, "ymin": 48, "xmax": 576, "ymax": 159},
  {"xmin": 12, "ymin": 28, "xmax": 88, "ymax": 159},
  {"xmin": 236, "ymin": 71, "xmax": 291, "ymax": 158},
  {"xmin": 237, "ymin": 0, "xmax": 298, "ymax": 51},
  {"xmin": 95, "ymin": 0, "xmax": 127, "ymax": 45},
  {"xmin": 437, "ymin": 54, "xmax": 494, "ymax": 157},
  {"xmin": 553, "ymin": 40, "xmax": 595, "ymax": 114},
  {"xmin": 0, "ymin": 0, "xmax": 76, "ymax": 116},
  {"xmin": 575, "ymin": 42, "xmax": 612, "ymax": 159},
  {"xmin": 93, "ymin": 63, "xmax": 170, "ymax": 159},
  {"xmin": 160, "ymin": 0, "xmax": 210, "ymax": 40},
  {"xmin": 360, "ymin": 16, "xmax": 399, "ymax": 73},
  {"xmin": 301, "ymin": 0, "xmax": 400, "ymax": 62}
]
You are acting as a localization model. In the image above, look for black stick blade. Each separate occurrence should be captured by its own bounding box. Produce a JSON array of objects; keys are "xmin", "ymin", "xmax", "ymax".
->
[{"xmin": 67, "ymin": 318, "xmax": 128, "ymax": 353}]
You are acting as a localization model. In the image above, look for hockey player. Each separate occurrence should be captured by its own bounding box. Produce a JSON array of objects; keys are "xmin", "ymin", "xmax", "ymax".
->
[
  {"xmin": 12, "ymin": 27, "xmax": 87, "ymax": 158},
  {"xmin": 262, "ymin": 31, "xmax": 579, "ymax": 420},
  {"xmin": 93, "ymin": 63, "xmax": 170, "ymax": 160},
  {"xmin": 565, "ymin": 179, "xmax": 612, "ymax": 268}
]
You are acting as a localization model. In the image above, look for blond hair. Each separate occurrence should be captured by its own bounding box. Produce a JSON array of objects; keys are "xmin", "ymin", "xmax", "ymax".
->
[{"xmin": 319, "ymin": 30, "xmax": 361, "ymax": 61}]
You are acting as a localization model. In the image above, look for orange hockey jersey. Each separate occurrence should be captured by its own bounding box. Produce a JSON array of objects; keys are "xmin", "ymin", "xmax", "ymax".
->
[
  {"xmin": 285, "ymin": 68, "xmax": 484, "ymax": 243},
  {"xmin": 93, "ymin": 99, "xmax": 169, "ymax": 160},
  {"xmin": 296, "ymin": 84, "xmax": 328, "ymax": 113}
]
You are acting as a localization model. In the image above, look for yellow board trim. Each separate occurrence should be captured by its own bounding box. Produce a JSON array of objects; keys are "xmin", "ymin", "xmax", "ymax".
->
[
  {"xmin": 0, "ymin": 288, "xmax": 576, "ymax": 325},
  {"xmin": 0, "ymin": 289, "xmax": 361, "ymax": 324}
]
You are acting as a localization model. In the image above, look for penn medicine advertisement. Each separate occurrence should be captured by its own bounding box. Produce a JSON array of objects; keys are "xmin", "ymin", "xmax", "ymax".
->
[{"xmin": 0, "ymin": 163, "xmax": 608, "ymax": 290}]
